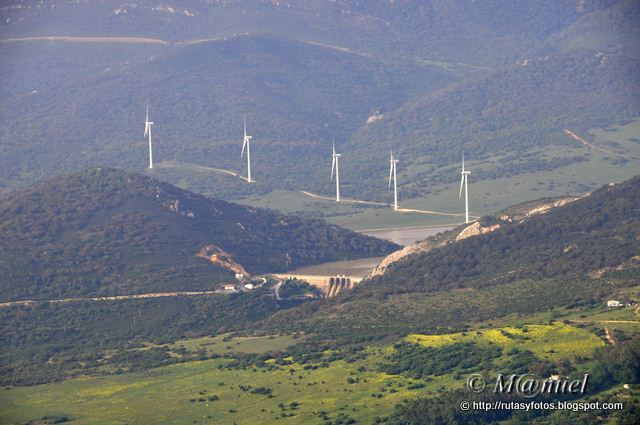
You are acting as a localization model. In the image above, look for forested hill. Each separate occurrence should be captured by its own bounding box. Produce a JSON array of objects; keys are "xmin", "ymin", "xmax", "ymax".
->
[
  {"xmin": 263, "ymin": 176, "xmax": 640, "ymax": 333},
  {"xmin": 365, "ymin": 175, "xmax": 640, "ymax": 296},
  {"xmin": 0, "ymin": 168, "xmax": 397, "ymax": 301}
]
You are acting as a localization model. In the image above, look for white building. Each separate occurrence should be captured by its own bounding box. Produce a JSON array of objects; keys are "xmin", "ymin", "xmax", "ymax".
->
[{"xmin": 607, "ymin": 300, "xmax": 623, "ymax": 308}]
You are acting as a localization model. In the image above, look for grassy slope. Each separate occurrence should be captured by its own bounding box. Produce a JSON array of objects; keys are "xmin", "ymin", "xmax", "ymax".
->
[{"xmin": 0, "ymin": 320, "xmax": 617, "ymax": 425}]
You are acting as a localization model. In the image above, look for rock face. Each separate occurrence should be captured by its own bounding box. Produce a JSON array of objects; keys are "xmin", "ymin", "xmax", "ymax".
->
[
  {"xmin": 367, "ymin": 244, "xmax": 432, "ymax": 278},
  {"xmin": 521, "ymin": 198, "xmax": 575, "ymax": 218},
  {"xmin": 455, "ymin": 222, "xmax": 501, "ymax": 241},
  {"xmin": 196, "ymin": 244, "xmax": 248, "ymax": 276}
]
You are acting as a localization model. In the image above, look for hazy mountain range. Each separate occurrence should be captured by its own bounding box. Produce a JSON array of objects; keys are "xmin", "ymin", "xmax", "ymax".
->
[{"xmin": 1, "ymin": 0, "xmax": 639, "ymax": 213}]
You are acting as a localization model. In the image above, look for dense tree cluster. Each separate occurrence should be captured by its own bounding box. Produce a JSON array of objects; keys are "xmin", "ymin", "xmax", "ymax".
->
[{"xmin": 381, "ymin": 342, "xmax": 502, "ymax": 378}]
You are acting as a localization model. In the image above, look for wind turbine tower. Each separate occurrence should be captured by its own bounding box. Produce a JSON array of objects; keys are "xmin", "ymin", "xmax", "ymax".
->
[
  {"xmin": 241, "ymin": 116, "xmax": 253, "ymax": 183},
  {"xmin": 331, "ymin": 140, "xmax": 341, "ymax": 202},
  {"xmin": 144, "ymin": 101, "xmax": 154, "ymax": 169},
  {"xmin": 459, "ymin": 152, "xmax": 471, "ymax": 223},
  {"xmin": 389, "ymin": 147, "xmax": 399, "ymax": 211}
]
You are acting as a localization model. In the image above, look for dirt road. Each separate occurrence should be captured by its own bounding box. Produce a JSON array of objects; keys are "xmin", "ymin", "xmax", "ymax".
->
[{"xmin": 0, "ymin": 290, "xmax": 219, "ymax": 308}]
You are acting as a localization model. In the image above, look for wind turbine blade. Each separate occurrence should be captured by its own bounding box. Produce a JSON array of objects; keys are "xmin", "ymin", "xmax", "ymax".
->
[
  {"xmin": 459, "ymin": 175, "xmax": 464, "ymax": 198},
  {"xmin": 241, "ymin": 139, "xmax": 246, "ymax": 157},
  {"xmin": 461, "ymin": 151, "xmax": 465, "ymax": 172},
  {"xmin": 145, "ymin": 101, "xmax": 149, "ymax": 136},
  {"xmin": 243, "ymin": 115, "xmax": 247, "ymax": 138},
  {"xmin": 389, "ymin": 164, "xmax": 393, "ymax": 189},
  {"xmin": 332, "ymin": 139, "xmax": 336, "ymax": 155},
  {"xmin": 331, "ymin": 156, "xmax": 336, "ymax": 180}
]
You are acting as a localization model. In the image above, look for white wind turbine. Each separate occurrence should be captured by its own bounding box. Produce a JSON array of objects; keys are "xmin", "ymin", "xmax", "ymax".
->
[
  {"xmin": 144, "ymin": 101, "xmax": 154, "ymax": 169},
  {"xmin": 459, "ymin": 152, "xmax": 471, "ymax": 223},
  {"xmin": 331, "ymin": 140, "xmax": 341, "ymax": 202},
  {"xmin": 241, "ymin": 116, "xmax": 253, "ymax": 183},
  {"xmin": 388, "ymin": 147, "xmax": 399, "ymax": 211}
]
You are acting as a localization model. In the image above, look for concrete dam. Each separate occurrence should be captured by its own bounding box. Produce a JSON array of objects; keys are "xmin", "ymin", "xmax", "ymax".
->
[{"xmin": 272, "ymin": 274, "xmax": 363, "ymax": 297}]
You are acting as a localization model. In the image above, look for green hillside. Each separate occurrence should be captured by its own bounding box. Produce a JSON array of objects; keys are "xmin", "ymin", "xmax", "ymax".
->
[
  {"xmin": 1, "ymin": 176, "xmax": 638, "ymax": 423},
  {"xmin": 0, "ymin": 34, "xmax": 457, "ymax": 198},
  {"xmin": 348, "ymin": 49, "xmax": 640, "ymax": 200},
  {"xmin": 0, "ymin": 167, "xmax": 397, "ymax": 301}
]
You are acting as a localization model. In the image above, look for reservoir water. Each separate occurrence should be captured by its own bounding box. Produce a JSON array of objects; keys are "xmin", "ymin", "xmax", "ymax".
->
[
  {"xmin": 284, "ymin": 225, "xmax": 454, "ymax": 278},
  {"xmin": 361, "ymin": 224, "xmax": 454, "ymax": 247}
]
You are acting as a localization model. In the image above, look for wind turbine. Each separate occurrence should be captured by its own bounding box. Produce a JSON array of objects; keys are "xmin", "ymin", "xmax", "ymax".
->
[
  {"xmin": 241, "ymin": 116, "xmax": 253, "ymax": 183},
  {"xmin": 389, "ymin": 147, "xmax": 399, "ymax": 211},
  {"xmin": 331, "ymin": 140, "xmax": 341, "ymax": 202},
  {"xmin": 459, "ymin": 152, "xmax": 471, "ymax": 223},
  {"xmin": 144, "ymin": 101, "xmax": 154, "ymax": 169}
]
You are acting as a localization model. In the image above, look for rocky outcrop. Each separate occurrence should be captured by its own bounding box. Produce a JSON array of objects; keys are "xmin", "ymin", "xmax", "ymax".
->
[
  {"xmin": 500, "ymin": 197, "xmax": 577, "ymax": 223},
  {"xmin": 455, "ymin": 222, "xmax": 501, "ymax": 241},
  {"xmin": 523, "ymin": 198, "xmax": 575, "ymax": 218},
  {"xmin": 166, "ymin": 199, "xmax": 195, "ymax": 218},
  {"xmin": 367, "ymin": 243, "xmax": 430, "ymax": 278},
  {"xmin": 196, "ymin": 244, "xmax": 247, "ymax": 275}
]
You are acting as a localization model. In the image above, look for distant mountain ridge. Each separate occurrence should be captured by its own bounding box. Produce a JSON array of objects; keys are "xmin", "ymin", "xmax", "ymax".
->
[
  {"xmin": 0, "ymin": 167, "xmax": 398, "ymax": 301},
  {"xmin": 0, "ymin": 0, "xmax": 638, "ymax": 211},
  {"xmin": 0, "ymin": 0, "xmax": 622, "ymax": 64}
]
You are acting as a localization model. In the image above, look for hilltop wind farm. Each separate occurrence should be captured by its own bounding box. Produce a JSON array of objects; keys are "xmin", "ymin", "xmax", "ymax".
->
[{"xmin": 143, "ymin": 109, "xmax": 473, "ymax": 229}]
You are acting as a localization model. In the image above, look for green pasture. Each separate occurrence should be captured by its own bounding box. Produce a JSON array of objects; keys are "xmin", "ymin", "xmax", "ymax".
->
[
  {"xmin": 0, "ymin": 345, "xmax": 457, "ymax": 425},
  {"xmin": 158, "ymin": 334, "xmax": 305, "ymax": 357},
  {"xmin": 406, "ymin": 322, "xmax": 605, "ymax": 361}
]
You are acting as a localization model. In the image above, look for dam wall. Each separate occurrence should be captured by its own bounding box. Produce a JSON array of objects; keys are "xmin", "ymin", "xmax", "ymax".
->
[{"xmin": 272, "ymin": 274, "xmax": 363, "ymax": 297}]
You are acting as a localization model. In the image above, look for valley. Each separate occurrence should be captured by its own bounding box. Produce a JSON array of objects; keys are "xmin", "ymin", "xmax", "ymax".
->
[
  {"xmin": 0, "ymin": 173, "xmax": 638, "ymax": 424},
  {"xmin": 1, "ymin": 2, "xmax": 639, "ymax": 424}
]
